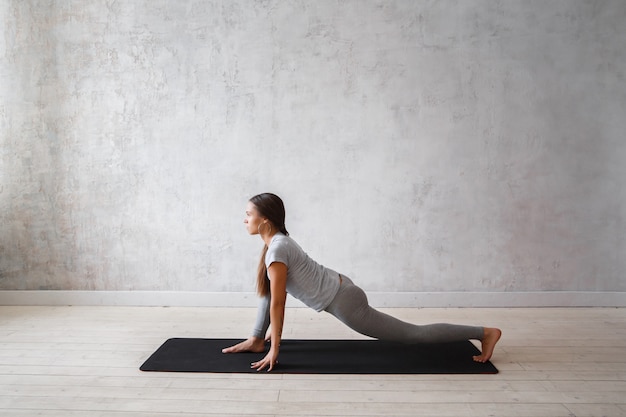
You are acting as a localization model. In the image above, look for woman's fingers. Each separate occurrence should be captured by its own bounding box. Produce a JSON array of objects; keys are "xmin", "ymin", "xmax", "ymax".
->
[
  {"xmin": 251, "ymin": 358, "xmax": 278, "ymax": 372},
  {"xmin": 251, "ymin": 359, "xmax": 267, "ymax": 371}
]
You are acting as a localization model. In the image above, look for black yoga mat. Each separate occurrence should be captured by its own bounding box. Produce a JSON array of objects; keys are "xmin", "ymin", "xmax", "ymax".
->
[{"xmin": 140, "ymin": 338, "xmax": 498, "ymax": 374}]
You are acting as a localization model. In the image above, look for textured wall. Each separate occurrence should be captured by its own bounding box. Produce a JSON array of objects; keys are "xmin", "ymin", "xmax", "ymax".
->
[{"xmin": 1, "ymin": 1, "xmax": 625, "ymax": 295}]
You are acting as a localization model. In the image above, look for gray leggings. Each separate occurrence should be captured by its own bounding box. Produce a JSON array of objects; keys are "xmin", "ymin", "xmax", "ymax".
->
[
  {"xmin": 324, "ymin": 276, "xmax": 484, "ymax": 343},
  {"xmin": 253, "ymin": 276, "xmax": 484, "ymax": 343}
]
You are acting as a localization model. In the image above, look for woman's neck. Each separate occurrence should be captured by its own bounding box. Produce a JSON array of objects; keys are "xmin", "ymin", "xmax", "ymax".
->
[{"xmin": 261, "ymin": 231, "xmax": 279, "ymax": 246}]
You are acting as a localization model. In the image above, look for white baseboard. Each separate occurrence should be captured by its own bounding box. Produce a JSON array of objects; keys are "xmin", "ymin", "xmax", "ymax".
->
[{"xmin": 0, "ymin": 290, "xmax": 625, "ymax": 307}]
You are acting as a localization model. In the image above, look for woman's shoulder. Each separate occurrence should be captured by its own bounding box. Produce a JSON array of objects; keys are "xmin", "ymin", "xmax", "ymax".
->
[
  {"xmin": 269, "ymin": 233, "xmax": 292, "ymax": 248},
  {"xmin": 269, "ymin": 234, "xmax": 302, "ymax": 253},
  {"xmin": 266, "ymin": 234, "xmax": 299, "ymax": 265}
]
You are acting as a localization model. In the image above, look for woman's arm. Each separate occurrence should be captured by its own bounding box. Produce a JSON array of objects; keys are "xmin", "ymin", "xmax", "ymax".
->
[
  {"xmin": 251, "ymin": 262, "xmax": 287, "ymax": 371},
  {"xmin": 221, "ymin": 294, "xmax": 269, "ymax": 354}
]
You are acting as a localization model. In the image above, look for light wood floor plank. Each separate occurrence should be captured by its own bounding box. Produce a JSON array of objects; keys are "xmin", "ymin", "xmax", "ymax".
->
[{"xmin": 1, "ymin": 306, "xmax": 625, "ymax": 417}]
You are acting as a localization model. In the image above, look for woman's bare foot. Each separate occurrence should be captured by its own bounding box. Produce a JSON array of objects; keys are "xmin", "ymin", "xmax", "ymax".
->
[
  {"xmin": 222, "ymin": 337, "xmax": 266, "ymax": 354},
  {"xmin": 473, "ymin": 327, "xmax": 501, "ymax": 363}
]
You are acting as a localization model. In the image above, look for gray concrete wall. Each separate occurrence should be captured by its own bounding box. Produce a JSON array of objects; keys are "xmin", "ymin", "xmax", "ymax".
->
[{"xmin": 1, "ymin": 1, "xmax": 625, "ymax": 298}]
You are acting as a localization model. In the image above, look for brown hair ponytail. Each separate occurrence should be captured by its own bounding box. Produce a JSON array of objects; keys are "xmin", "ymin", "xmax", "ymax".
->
[
  {"xmin": 257, "ymin": 245, "xmax": 270, "ymax": 296},
  {"xmin": 249, "ymin": 193, "xmax": 289, "ymax": 296}
]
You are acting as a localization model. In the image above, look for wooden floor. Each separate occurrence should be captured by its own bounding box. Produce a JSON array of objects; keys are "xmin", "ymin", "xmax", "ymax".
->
[{"xmin": 1, "ymin": 306, "xmax": 625, "ymax": 417}]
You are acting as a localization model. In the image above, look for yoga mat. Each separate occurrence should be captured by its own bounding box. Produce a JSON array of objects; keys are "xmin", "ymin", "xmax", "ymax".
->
[{"xmin": 140, "ymin": 338, "xmax": 498, "ymax": 374}]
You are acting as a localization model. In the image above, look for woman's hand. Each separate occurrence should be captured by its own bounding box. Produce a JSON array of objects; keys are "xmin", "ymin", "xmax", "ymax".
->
[
  {"xmin": 221, "ymin": 336, "xmax": 265, "ymax": 354},
  {"xmin": 251, "ymin": 347, "xmax": 279, "ymax": 372}
]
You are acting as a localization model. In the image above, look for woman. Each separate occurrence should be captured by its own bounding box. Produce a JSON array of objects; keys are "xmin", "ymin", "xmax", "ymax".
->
[{"xmin": 222, "ymin": 193, "xmax": 501, "ymax": 372}]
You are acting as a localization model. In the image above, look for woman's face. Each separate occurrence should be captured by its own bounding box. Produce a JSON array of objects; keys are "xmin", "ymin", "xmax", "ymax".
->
[{"xmin": 244, "ymin": 201, "xmax": 265, "ymax": 235}]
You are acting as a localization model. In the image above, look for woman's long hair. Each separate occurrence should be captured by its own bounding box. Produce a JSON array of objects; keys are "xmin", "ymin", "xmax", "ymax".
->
[{"xmin": 249, "ymin": 193, "xmax": 289, "ymax": 296}]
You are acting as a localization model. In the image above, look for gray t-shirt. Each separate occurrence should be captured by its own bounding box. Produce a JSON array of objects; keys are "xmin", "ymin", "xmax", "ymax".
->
[{"xmin": 265, "ymin": 233, "xmax": 341, "ymax": 312}]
